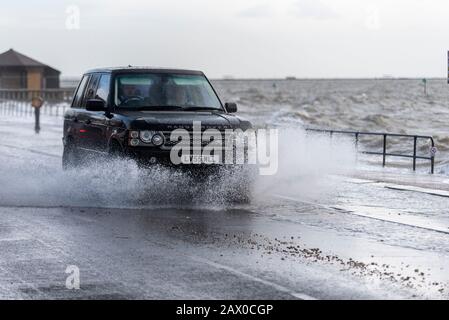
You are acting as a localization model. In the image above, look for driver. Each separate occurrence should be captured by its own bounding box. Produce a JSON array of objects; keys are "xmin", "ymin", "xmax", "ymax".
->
[
  {"xmin": 118, "ymin": 85, "xmax": 138, "ymax": 104},
  {"xmin": 124, "ymin": 85, "xmax": 136, "ymax": 96}
]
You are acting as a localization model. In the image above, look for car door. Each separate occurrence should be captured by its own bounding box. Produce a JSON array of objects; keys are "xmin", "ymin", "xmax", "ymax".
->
[
  {"xmin": 66, "ymin": 74, "xmax": 90, "ymax": 147},
  {"xmin": 85, "ymin": 73, "xmax": 111, "ymax": 152},
  {"xmin": 77, "ymin": 73, "xmax": 101, "ymax": 150}
]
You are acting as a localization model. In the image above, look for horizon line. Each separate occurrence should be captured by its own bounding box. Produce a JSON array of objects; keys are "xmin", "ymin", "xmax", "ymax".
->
[{"xmin": 60, "ymin": 75, "xmax": 448, "ymax": 81}]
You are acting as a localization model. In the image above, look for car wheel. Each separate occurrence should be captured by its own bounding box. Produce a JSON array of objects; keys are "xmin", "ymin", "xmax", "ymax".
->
[
  {"xmin": 62, "ymin": 139, "xmax": 81, "ymax": 170},
  {"xmin": 108, "ymin": 141, "xmax": 124, "ymax": 158},
  {"xmin": 229, "ymin": 166, "xmax": 255, "ymax": 204},
  {"xmin": 232, "ymin": 180, "xmax": 252, "ymax": 204}
]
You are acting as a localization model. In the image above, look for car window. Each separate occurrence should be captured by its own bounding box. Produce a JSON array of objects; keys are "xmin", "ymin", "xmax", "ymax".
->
[
  {"xmin": 83, "ymin": 74, "xmax": 101, "ymax": 107},
  {"xmin": 95, "ymin": 74, "xmax": 111, "ymax": 103},
  {"xmin": 72, "ymin": 75, "xmax": 89, "ymax": 108}
]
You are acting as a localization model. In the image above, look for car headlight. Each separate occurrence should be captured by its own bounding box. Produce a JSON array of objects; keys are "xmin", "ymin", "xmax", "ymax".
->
[
  {"xmin": 140, "ymin": 130, "xmax": 153, "ymax": 143},
  {"xmin": 129, "ymin": 131, "xmax": 139, "ymax": 139},
  {"xmin": 151, "ymin": 133, "xmax": 164, "ymax": 146},
  {"xmin": 130, "ymin": 138, "xmax": 140, "ymax": 146}
]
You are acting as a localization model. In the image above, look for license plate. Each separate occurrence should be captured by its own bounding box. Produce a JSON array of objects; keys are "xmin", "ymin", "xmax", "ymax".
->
[{"xmin": 181, "ymin": 154, "xmax": 220, "ymax": 164}]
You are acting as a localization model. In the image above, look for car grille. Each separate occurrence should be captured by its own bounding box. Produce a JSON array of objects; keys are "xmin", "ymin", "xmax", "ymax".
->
[{"xmin": 161, "ymin": 131, "xmax": 229, "ymax": 149}]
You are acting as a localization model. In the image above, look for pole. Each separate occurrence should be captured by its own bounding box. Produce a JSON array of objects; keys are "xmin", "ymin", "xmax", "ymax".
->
[
  {"xmin": 31, "ymin": 96, "xmax": 44, "ymax": 134},
  {"xmin": 412, "ymin": 136, "xmax": 417, "ymax": 171},
  {"xmin": 34, "ymin": 107, "xmax": 40, "ymax": 134}
]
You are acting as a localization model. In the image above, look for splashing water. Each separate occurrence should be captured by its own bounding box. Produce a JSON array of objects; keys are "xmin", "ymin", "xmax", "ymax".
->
[
  {"xmin": 0, "ymin": 124, "xmax": 354, "ymax": 209},
  {"xmin": 0, "ymin": 156, "xmax": 258, "ymax": 208},
  {"xmin": 253, "ymin": 127, "xmax": 356, "ymax": 203}
]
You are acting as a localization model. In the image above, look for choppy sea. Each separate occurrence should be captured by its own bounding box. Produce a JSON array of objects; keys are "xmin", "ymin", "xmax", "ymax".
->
[{"xmin": 213, "ymin": 79, "xmax": 449, "ymax": 173}]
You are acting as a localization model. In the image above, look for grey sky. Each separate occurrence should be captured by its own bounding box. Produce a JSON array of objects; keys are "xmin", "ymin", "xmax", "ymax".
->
[{"xmin": 1, "ymin": 0, "xmax": 448, "ymax": 78}]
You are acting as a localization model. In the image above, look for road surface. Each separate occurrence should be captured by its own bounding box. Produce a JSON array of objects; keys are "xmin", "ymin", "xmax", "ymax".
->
[{"xmin": 0, "ymin": 115, "xmax": 448, "ymax": 299}]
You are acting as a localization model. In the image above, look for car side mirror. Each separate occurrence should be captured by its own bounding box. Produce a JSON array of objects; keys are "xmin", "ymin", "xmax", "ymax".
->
[
  {"xmin": 225, "ymin": 102, "xmax": 237, "ymax": 113},
  {"xmin": 86, "ymin": 99, "xmax": 105, "ymax": 111}
]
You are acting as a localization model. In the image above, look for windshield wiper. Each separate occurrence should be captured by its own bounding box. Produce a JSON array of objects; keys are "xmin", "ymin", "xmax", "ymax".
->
[
  {"xmin": 118, "ymin": 105, "xmax": 222, "ymax": 111},
  {"xmin": 181, "ymin": 106, "xmax": 222, "ymax": 111},
  {"xmin": 131, "ymin": 105, "xmax": 185, "ymax": 111}
]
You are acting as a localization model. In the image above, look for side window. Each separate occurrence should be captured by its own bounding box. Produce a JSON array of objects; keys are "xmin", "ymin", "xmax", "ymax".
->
[
  {"xmin": 81, "ymin": 74, "xmax": 100, "ymax": 108},
  {"xmin": 95, "ymin": 74, "xmax": 111, "ymax": 103},
  {"xmin": 72, "ymin": 75, "xmax": 89, "ymax": 108}
]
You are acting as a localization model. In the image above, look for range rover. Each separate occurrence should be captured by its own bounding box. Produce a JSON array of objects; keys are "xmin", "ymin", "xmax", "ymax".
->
[{"xmin": 63, "ymin": 67, "xmax": 253, "ymax": 170}]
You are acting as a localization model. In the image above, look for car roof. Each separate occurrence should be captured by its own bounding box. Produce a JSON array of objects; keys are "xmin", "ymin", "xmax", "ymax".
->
[{"xmin": 84, "ymin": 66, "xmax": 204, "ymax": 75}]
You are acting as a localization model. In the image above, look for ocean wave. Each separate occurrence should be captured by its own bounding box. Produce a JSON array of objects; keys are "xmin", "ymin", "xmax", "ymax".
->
[{"xmin": 213, "ymin": 79, "xmax": 449, "ymax": 172}]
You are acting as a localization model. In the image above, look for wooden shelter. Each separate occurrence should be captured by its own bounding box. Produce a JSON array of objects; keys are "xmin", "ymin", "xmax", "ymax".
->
[{"xmin": 0, "ymin": 49, "xmax": 60, "ymax": 89}]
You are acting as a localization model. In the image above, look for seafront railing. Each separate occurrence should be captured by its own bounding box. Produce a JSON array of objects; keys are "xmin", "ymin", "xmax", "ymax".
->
[
  {"xmin": 0, "ymin": 88, "xmax": 75, "ymax": 117},
  {"xmin": 0, "ymin": 89, "xmax": 75, "ymax": 102},
  {"xmin": 306, "ymin": 128, "xmax": 436, "ymax": 174}
]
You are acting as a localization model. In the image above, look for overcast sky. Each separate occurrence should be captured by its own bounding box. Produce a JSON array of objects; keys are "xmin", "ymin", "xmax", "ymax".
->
[{"xmin": 1, "ymin": 0, "xmax": 448, "ymax": 78}]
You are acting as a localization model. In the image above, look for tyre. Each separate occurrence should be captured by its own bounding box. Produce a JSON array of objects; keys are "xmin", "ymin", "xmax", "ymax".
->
[
  {"xmin": 62, "ymin": 139, "xmax": 81, "ymax": 170},
  {"xmin": 108, "ymin": 141, "xmax": 126, "ymax": 160},
  {"xmin": 232, "ymin": 180, "xmax": 252, "ymax": 204},
  {"xmin": 228, "ymin": 165, "xmax": 256, "ymax": 204}
]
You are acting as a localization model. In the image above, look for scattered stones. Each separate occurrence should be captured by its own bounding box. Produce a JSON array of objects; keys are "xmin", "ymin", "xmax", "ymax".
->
[{"xmin": 166, "ymin": 225, "xmax": 448, "ymax": 297}]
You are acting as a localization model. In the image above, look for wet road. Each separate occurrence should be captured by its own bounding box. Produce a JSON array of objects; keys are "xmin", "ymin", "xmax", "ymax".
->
[{"xmin": 0, "ymin": 116, "xmax": 449, "ymax": 299}]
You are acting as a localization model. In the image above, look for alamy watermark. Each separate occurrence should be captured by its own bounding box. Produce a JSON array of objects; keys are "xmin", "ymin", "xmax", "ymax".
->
[
  {"xmin": 365, "ymin": 5, "xmax": 381, "ymax": 30},
  {"xmin": 65, "ymin": 5, "xmax": 81, "ymax": 30},
  {"xmin": 65, "ymin": 265, "xmax": 80, "ymax": 290},
  {"xmin": 168, "ymin": 121, "xmax": 279, "ymax": 176}
]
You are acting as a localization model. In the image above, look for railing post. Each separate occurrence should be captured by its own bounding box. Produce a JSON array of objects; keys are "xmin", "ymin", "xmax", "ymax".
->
[
  {"xmin": 382, "ymin": 134, "xmax": 387, "ymax": 167},
  {"xmin": 413, "ymin": 136, "xmax": 417, "ymax": 171},
  {"xmin": 430, "ymin": 138, "xmax": 436, "ymax": 174},
  {"xmin": 431, "ymin": 157, "xmax": 434, "ymax": 174},
  {"xmin": 34, "ymin": 107, "xmax": 40, "ymax": 134}
]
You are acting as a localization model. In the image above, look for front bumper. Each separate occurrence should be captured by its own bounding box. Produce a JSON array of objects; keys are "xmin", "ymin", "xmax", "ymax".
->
[{"xmin": 126, "ymin": 147, "xmax": 254, "ymax": 173}]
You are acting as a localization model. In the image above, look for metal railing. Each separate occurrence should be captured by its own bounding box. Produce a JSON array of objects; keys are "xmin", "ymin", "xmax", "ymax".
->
[
  {"xmin": 306, "ymin": 128, "xmax": 436, "ymax": 174},
  {"xmin": 0, "ymin": 89, "xmax": 75, "ymax": 102},
  {"xmin": 0, "ymin": 89, "xmax": 75, "ymax": 118},
  {"xmin": 0, "ymin": 100, "xmax": 70, "ymax": 117}
]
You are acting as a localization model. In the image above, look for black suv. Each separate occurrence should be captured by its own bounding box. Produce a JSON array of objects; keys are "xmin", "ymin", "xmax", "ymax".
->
[{"xmin": 62, "ymin": 67, "xmax": 252, "ymax": 169}]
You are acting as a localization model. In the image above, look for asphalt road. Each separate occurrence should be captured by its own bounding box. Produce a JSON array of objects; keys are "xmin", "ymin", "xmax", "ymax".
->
[{"xmin": 0, "ymin": 116, "xmax": 448, "ymax": 299}]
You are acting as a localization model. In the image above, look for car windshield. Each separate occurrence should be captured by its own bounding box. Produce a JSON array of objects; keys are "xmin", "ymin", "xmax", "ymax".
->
[{"xmin": 114, "ymin": 73, "xmax": 222, "ymax": 110}]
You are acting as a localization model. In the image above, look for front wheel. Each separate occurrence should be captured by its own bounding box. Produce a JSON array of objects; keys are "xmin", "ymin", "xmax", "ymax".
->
[
  {"xmin": 232, "ymin": 180, "xmax": 252, "ymax": 204},
  {"xmin": 108, "ymin": 141, "xmax": 127, "ymax": 160},
  {"xmin": 226, "ymin": 165, "xmax": 257, "ymax": 204},
  {"xmin": 62, "ymin": 139, "xmax": 81, "ymax": 170}
]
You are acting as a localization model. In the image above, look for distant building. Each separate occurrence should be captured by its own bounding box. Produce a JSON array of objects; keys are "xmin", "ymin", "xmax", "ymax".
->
[{"xmin": 0, "ymin": 49, "xmax": 60, "ymax": 90}]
